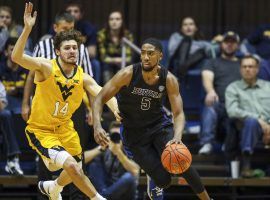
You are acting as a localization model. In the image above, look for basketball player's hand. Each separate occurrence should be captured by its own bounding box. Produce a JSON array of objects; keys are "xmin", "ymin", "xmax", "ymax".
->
[
  {"xmin": 166, "ymin": 139, "xmax": 183, "ymax": 146},
  {"xmin": 24, "ymin": 2, "xmax": 37, "ymax": 29},
  {"xmin": 21, "ymin": 103, "xmax": 31, "ymax": 121},
  {"xmin": 94, "ymin": 126, "xmax": 109, "ymax": 147},
  {"xmin": 114, "ymin": 110, "xmax": 122, "ymax": 122},
  {"xmin": 205, "ymin": 90, "xmax": 219, "ymax": 106}
]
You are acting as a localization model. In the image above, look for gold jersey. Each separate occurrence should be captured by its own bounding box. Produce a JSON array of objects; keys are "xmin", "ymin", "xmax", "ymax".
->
[{"xmin": 27, "ymin": 59, "xmax": 84, "ymax": 130}]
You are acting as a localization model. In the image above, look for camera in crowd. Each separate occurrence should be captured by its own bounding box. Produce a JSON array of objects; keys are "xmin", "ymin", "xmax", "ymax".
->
[
  {"xmin": 108, "ymin": 121, "xmax": 121, "ymax": 144},
  {"xmin": 109, "ymin": 131, "xmax": 121, "ymax": 143}
]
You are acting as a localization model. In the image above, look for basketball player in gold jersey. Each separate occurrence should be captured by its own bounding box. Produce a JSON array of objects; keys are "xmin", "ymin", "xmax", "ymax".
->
[{"xmin": 12, "ymin": 3, "xmax": 119, "ymax": 200}]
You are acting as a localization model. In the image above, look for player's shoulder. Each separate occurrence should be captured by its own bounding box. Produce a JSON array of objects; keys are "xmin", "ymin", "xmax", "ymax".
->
[
  {"xmin": 117, "ymin": 65, "xmax": 133, "ymax": 77},
  {"xmin": 166, "ymin": 71, "xmax": 177, "ymax": 82}
]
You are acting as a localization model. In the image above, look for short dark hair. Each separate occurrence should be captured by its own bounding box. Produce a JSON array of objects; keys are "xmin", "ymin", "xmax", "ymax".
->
[
  {"xmin": 53, "ymin": 30, "xmax": 83, "ymax": 50},
  {"xmin": 241, "ymin": 55, "xmax": 260, "ymax": 66},
  {"xmin": 64, "ymin": 0, "xmax": 83, "ymax": 13},
  {"xmin": 54, "ymin": 12, "xmax": 75, "ymax": 24},
  {"xmin": 4, "ymin": 37, "xmax": 17, "ymax": 50},
  {"xmin": 142, "ymin": 38, "xmax": 163, "ymax": 52}
]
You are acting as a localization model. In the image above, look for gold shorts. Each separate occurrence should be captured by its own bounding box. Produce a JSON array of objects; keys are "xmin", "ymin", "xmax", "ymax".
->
[{"xmin": 25, "ymin": 122, "xmax": 82, "ymax": 162}]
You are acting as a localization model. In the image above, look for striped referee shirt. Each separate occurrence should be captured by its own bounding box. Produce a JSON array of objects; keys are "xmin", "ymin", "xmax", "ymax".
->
[{"xmin": 32, "ymin": 37, "xmax": 93, "ymax": 76}]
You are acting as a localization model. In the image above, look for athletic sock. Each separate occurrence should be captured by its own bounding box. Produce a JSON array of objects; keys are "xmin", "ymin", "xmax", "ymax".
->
[
  {"xmin": 54, "ymin": 179, "xmax": 64, "ymax": 192},
  {"xmin": 92, "ymin": 192, "xmax": 106, "ymax": 200}
]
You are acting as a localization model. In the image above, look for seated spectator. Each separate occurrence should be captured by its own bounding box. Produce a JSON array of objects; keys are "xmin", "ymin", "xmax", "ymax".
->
[
  {"xmin": 198, "ymin": 31, "xmax": 241, "ymax": 155},
  {"xmin": 85, "ymin": 121, "xmax": 139, "ymax": 200},
  {"xmin": 97, "ymin": 11, "xmax": 133, "ymax": 84},
  {"xmin": 240, "ymin": 24, "xmax": 270, "ymax": 60},
  {"xmin": 0, "ymin": 49, "xmax": 23, "ymax": 176},
  {"xmin": 0, "ymin": 38, "xmax": 28, "ymax": 113},
  {"xmin": 0, "ymin": 6, "xmax": 31, "ymax": 56},
  {"xmin": 64, "ymin": 0, "xmax": 101, "ymax": 83},
  {"xmin": 168, "ymin": 17, "xmax": 212, "ymax": 79},
  {"xmin": 258, "ymin": 58, "xmax": 270, "ymax": 81},
  {"xmin": 225, "ymin": 55, "xmax": 270, "ymax": 178}
]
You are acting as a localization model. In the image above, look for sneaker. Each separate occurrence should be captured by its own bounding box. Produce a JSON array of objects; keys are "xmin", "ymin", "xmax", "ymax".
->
[
  {"xmin": 38, "ymin": 181, "xmax": 62, "ymax": 200},
  {"xmin": 198, "ymin": 143, "xmax": 213, "ymax": 155},
  {"xmin": 147, "ymin": 175, "xmax": 164, "ymax": 200},
  {"xmin": 5, "ymin": 157, "xmax": 24, "ymax": 176}
]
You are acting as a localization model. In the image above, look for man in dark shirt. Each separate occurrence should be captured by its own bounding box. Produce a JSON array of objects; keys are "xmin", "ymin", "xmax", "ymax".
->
[
  {"xmin": 0, "ymin": 37, "xmax": 27, "ymax": 176},
  {"xmin": 93, "ymin": 38, "xmax": 212, "ymax": 200},
  {"xmin": 198, "ymin": 31, "xmax": 241, "ymax": 154},
  {"xmin": 64, "ymin": 0, "xmax": 101, "ymax": 84},
  {"xmin": 85, "ymin": 121, "xmax": 139, "ymax": 200},
  {"xmin": 242, "ymin": 25, "xmax": 270, "ymax": 60}
]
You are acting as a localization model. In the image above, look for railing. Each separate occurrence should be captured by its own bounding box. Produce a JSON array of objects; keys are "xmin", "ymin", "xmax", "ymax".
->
[{"xmin": 121, "ymin": 37, "xmax": 141, "ymax": 68}]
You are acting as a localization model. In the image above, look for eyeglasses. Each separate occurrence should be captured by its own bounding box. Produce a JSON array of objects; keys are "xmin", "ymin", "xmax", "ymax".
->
[{"xmin": 0, "ymin": 15, "xmax": 11, "ymax": 19}]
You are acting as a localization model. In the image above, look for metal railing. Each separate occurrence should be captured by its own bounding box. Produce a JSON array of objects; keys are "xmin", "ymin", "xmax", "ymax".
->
[{"xmin": 121, "ymin": 37, "xmax": 141, "ymax": 68}]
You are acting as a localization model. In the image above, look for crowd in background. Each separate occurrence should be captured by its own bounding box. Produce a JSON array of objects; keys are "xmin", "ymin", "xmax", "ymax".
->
[{"xmin": 0, "ymin": 0, "xmax": 270, "ymax": 199}]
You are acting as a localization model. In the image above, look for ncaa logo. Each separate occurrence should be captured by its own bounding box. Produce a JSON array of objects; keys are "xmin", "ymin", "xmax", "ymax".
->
[{"xmin": 159, "ymin": 85, "xmax": 165, "ymax": 92}]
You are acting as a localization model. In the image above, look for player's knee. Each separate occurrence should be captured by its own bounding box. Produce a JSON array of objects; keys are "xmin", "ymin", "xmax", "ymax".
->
[
  {"xmin": 153, "ymin": 171, "xmax": 171, "ymax": 188},
  {"xmin": 64, "ymin": 157, "xmax": 83, "ymax": 177}
]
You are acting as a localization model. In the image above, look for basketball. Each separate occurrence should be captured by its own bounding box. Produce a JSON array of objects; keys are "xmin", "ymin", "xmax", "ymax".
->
[{"xmin": 161, "ymin": 143, "xmax": 192, "ymax": 174}]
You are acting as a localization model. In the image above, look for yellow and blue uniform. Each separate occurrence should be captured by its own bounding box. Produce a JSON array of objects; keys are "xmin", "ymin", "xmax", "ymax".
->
[{"xmin": 25, "ymin": 59, "xmax": 84, "ymax": 161}]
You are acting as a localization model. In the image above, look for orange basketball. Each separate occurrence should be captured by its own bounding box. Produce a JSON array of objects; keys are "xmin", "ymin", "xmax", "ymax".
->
[{"xmin": 161, "ymin": 143, "xmax": 192, "ymax": 174}]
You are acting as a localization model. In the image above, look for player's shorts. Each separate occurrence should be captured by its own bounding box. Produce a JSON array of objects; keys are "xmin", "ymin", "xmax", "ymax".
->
[
  {"xmin": 25, "ymin": 122, "xmax": 82, "ymax": 171},
  {"xmin": 120, "ymin": 124, "xmax": 173, "ymax": 181}
]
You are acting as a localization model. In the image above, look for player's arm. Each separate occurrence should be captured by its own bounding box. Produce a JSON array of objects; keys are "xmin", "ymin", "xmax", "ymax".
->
[
  {"xmin": 93, "ymin": 66, "xmax": 133, "ymax": 146},
  {"xmin": 11, "ymin": 3, "xmax": 51, "ymax": 76},
  {"xmin": 166, "ymin": 72, "xmax": 185, "ymax": 142},
  {"xmin": 83, "ymin": 73, "xmax": 120, "ymax": 119},
  {"xmin": 21, "ymin": 71, "xmax": 35, "ymax": 121}
]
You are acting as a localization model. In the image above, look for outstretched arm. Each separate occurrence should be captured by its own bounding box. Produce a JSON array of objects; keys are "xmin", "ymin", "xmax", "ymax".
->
[
  {"xmin": 11, "ymin": 3, "xmax": 51, "ymax": 76},
  {"xmin": 83, "ymin": 73, "xmax": 120, "ymax": 118},
  {"xmin": 93, "ymin": 66, "xmax": 133, "ymax": 146},
  {"xmin": 21, "ymin": 71, "xmax": 35, "ymax": 121},
  {"xmin": 166, "ymin": 72, "xmax": 185, "ymax": 142}
]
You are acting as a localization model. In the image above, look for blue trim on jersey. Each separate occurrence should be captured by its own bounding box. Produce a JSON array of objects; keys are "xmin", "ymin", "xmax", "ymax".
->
[{"xmin": 120, "ymin": 125, "xmax": 133, "ymax": 159}]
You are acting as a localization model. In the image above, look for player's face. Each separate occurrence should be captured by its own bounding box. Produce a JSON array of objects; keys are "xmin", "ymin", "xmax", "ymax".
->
[
  {"xmin": 221, "ymin": 38, "xmax": 239, "ymax": 57},
  {"xmin": 240, "ymin": 58, "xmax": 259, "ymax": 82},
  {"xmin": 0, "ymin": 10, "xmax": 12, "ymax": 27},
  {"xmin": 57, "ymin": 40, "xmax": 78, "ymax": 65},
  {"xmin": 66, "ymin": 6, "xmax": 82, "ymax": 21},
  {"xmin": 181, "ymin": 17, "xmax": 197, "ymax": 37},
  {"xmin": 109, "ymin": 12, "xmax": 122, "ymax": 31},
  {"xmin": 141, "ymin": 44, "xmax": 162, "ymax": 72},
  {"xmin": 54, "ymin": 20, "xmax": 74, "ymax": 34}
]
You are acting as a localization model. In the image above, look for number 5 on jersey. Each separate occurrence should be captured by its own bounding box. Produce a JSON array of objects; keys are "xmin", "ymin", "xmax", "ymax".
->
[
  {"xmin": 53, "ymin": 101, "xmax": 69, "ymax": 116},
  {"xmin": 141, "ymin": 97, "xmax": 151, "ymax": 110}
]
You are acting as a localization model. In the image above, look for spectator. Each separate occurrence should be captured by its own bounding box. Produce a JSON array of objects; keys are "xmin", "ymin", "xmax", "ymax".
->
[
  {"xmin": 168, "ymin": 17, "xmax": 212, "ymax": 78},
  {"xmin": 198, "ymin": 31, "xmax": 241, "ymax": 155},
  {"xmin": 85, "ymin": 121, "xmax": 139, "ymax": 200},
  {"xmin": 0, "ymin": 37, "xmax": 28, "ymax": 114},
  {"xmin": 225, "ymin": 55, "xmax": 270, "ymax": 177},
  {"xmin": 258, "ymin": 59, "xmax": 270, "ymax": 81},
  {"xmin": 240, "ymin": 24, "xmax": 270, "ymax": 60},
  {"xmin": 97, "ymin": 11, "xmax": 133, "ymax": 84},
  {"xmin": 63, "ymin": 0, "xmax": 101, "ymax": 84},
  {"xmin": 0, "ymin": 37, "xmax": 26, "ymax": 176},
  {"xmin": 0, "ymin": 6, "xmax": 31, "ymax": 55}
]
